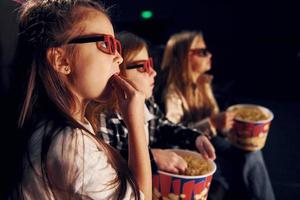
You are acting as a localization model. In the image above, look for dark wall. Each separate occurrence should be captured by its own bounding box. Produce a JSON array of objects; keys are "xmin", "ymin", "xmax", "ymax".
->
[
  {"xmin": 0, "ymin": 0, "xmax": 19, "ymax": 95},
  {"xmin": 1, "ymin": 1, "xmax": 299, "ymax": 100},
  {"xmin": 106, "ymin": 0, "xmax": 300, "ymax": 101}
]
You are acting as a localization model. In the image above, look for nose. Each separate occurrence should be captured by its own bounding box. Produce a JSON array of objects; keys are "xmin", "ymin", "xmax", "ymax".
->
[
  {"xmin": 113, "ymin": 52, "xmax": 123, "ymax": 73},
  {"xmin": 148, "ymin": 66, "xmax": 157, "ymax": 78},
  {"xmin": 208, "ymin": 51, "xmax": 212, "ymax": 59},
  {"xmin": 114, "ymin": 51, "xmax": 123, "ymax": 65}
]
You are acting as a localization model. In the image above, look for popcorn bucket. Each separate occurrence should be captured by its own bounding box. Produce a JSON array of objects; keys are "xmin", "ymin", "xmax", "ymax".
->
[
  {"xmin": 227, "ymin": 104, "xmax": 274, "ymax": 151},
  {"xmin": 152, "ymin": 149, "xmax": 216, "ymax": 200}
]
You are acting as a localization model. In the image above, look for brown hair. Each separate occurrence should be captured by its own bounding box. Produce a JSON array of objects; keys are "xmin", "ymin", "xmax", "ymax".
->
[
  {"xmin": 161, "ymin": 31, "xmax": 219, "ymax": 122},
  {"xmin": 116, "ymin": 31, "xmax": 148, "ymax": 74},
  {"xmin": 15, "ymin": 1, "xmax": 139, "ymax": 199}
]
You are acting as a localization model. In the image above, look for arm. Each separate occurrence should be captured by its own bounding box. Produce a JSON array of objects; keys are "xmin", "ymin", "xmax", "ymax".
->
[
  {"xmin": 210, "ymin": 111, "xmax": 235, "ymax": 133},
  {"xmin": 147, "ymin": 99, "xmax": 216, "ymax": 160},
  {"xmin": 189, "ymin": 117, "xmax": 217, "ymax": 139},
  {"xmin": 147, "ymin": 98, "xmax": 202, "ymax": 150},
  {"xmin": 112, "ymin": 75, "xmax": 152, "ymax": 199}
]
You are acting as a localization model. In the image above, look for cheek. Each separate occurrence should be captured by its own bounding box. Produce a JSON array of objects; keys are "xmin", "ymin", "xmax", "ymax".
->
[
  {"xmin": 70, "ymin": 48, "xmax": 117, "ymax": 99},
  {"xmin": 143, "ymin": 77, "xmax": 153, "ymax": 97},
  {"xmin": 191, "ymin": 58, "xmax": 207, "ymax": 72},
  {"xmin": 133, "ymin": 78, "xmax": 148, "ymax": 92},
  {"xmin": 192, "ymin": 62, "xmax": 202, "ymax": 72},
  {"xmin": 78, "ymin": 63, "xmax": 114, "ymax": 99}
]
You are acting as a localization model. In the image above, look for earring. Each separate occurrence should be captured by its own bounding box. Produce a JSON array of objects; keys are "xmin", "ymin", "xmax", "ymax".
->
[{"xmin": 64, "ymin": 66, "xmax": 71, "ymax": 74}]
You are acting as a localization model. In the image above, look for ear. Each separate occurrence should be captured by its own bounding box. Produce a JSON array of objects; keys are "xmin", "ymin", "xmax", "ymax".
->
[{"xmin": 47, "ymin": 47, "xmax": 71, "ymax": 75}]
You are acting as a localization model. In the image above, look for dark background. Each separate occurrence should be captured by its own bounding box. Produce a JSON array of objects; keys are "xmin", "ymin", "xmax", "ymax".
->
[
  {"xmin": 1, "ymin": 1, "xmax": 300, "ymax": 100},
  {"xmin": 106, "ymin": 0, "xmax": 300, "ymax": 102},
  {"xmin": 1, "ymin": 0, "xmax": 300, "ymax": 199}
]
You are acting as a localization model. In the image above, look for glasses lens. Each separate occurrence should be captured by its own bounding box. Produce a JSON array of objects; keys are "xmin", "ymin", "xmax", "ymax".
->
[
  {"xmin": 68, "ymin": 34, "xmax": 122, "ymax": 55},
  {"xmin": 95, "ymin": 36, "xmax": 111, "ymax": 54},
  {"xmin": 191, "ymin": 48, "xmax": 209, "ymax": 57},
  {"xmin": 137, "ymin": 65, "xmax": 147, "ymax": 73},
  {"xmin": 108, "ymin": 36, "xmax": 115, "ymax": 54},
  {"xmin": 201, "ymin": 49, "xmax": 209, "ymax": 56},
  {"xmin": 116, "ymin": 40, "xmax": 122, "ymax": 55},
  {"xmin": 126, "ymin": 57, "xmax": 153, "ymax": 73}
]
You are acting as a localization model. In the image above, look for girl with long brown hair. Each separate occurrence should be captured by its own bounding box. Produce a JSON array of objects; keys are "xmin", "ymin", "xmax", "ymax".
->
[
  {"xmin": 11, "ymin": 0, "xmax": 151, "ymax": 199},
  {"xmin": 162, "ymin": 31, "xmax": 275, "ymax": 200},
  {"xmin": 94, "ymin": 31, "xmax": 215, "ymax": 176}
]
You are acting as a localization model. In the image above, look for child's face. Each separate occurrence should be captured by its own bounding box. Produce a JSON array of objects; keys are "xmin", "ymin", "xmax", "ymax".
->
[
  {"xmin": 189, "ymin": 36, "xmax": 212, "ymax": 76},
  {"xmin": 124, "ymin": 47, "xmax": 157, "ymax": 99},
  {"xmin": 68, "ymin": 9, "xmax": 122, "ymax": 102}
]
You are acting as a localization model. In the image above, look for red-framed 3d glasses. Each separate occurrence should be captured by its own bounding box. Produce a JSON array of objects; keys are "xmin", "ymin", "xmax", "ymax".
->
[
  {"xmin": 126, "ymin": 57, "xmax": 154, "ymax": 73},
  {"xmin": 190, "ymin": 48, "xmax": 210, "ymax": 57},
  {"xmin": 68, "ymin": 34, "xmax": 122, "ymax": 55}
]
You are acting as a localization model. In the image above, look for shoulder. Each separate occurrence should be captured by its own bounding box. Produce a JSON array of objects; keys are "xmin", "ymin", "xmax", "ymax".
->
[
  {"xmin": 164, "ymin": 85, "xmax": 184, "ymax": 105},
  {"xmin": 165, "ymin": 84, "xmax": 182, "ymax": 99},
  {"xmin": 30, "ymin": 121, "xmax": 104, "ymax": 164}
]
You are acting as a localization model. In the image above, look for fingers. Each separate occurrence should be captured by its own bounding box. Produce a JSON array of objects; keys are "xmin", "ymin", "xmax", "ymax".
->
[
  {"xmin": 157, "ymin": 151, "xmax": 188, "ymax": 174},
  {"xmin": 203, "ymin": 74, "xmax": 213, "ymax": 82},
  {"xmin": 198, "ymin": 74, "xmax": 213, "ymax": 84},
  {"xmin": 196, "ymin": 136, "xmax": 216, "ymax": 160},
  {"xmin": 175, "ymin": 154, "xmax": 188, "ymax": 173},
  {"xmin": 164, "ymin": 160, "xmax": 186, "ymax": 174},
  {"xmin": 224, "ymin": 111, "xmax": 236, "ymax": 129},
  {"xmin": 198, "ymin": 144, "xmax": 209, "ymax": 160},
  {"xmin": 110, "ymin": 74, "xmax": 136, "ymax": 96},
  {"xmin": 111, "ymin": 78, "xmax": 126, "ymax": 102},
  {"xmin": 164, "ymin": 166, "xmax": 179, "ymax": 174},
  {"xmin": 166, "ymin": 152, "xmax": 187, "ymax": 173},
  {"xmin": 197, "ymin": 138, "xmax": 209, "ymax": 160},
  {"xmin": 119, "ymin": 76, "xmax": 140, "ymax": 91},
  {"xmin": 203, "ymin": 139, "xmax": 216, "ymax": 160},
  {"xmin": 227, "ymin": 111, "xmax": 236, "ymax": 120}
]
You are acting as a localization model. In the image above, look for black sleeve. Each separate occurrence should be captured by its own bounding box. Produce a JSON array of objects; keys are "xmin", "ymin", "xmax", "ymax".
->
[{"xmin": 147, "ymin": 99, "xmax": 203, "ymax": 151}]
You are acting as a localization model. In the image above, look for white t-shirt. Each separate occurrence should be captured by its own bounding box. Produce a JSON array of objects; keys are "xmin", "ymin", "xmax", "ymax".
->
[{"xmin": 20, "ymin": 120, "xmax": 143, "ymax": 199}]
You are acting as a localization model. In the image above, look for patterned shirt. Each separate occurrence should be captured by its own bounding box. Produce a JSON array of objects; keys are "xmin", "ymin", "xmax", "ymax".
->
[{"xmin": 97, "ymin": 97, "xmax": 203, "ymax": 168}]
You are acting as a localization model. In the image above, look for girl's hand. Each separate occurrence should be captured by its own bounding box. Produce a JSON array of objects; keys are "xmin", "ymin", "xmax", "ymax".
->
[
  {"xmin": 210, "ymin": 111, "xmax": 235, "ymax": 132},
  {"xmin": 195, "ymin": 135, "xmax": 216, "ymax": 160},
  {"xmin": 110, "ymin": 74, "xmax": 145, "ymax": 127},
  {"xmin": 110, "ymin": 74, "xmax": 152, "ymax": 199},
  {"xmin": 152, "ymin": 149, "xmax": 187, "ymax": 174},
  {"xmin": 197, "ymin": 74, "xmax": 213, "ymax": 85}
]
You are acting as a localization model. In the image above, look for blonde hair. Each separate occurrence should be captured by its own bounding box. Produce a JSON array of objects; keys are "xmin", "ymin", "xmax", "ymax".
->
[{"xmin": 162, "ymin": 31, "xmax": 219, "ymax": 122}]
